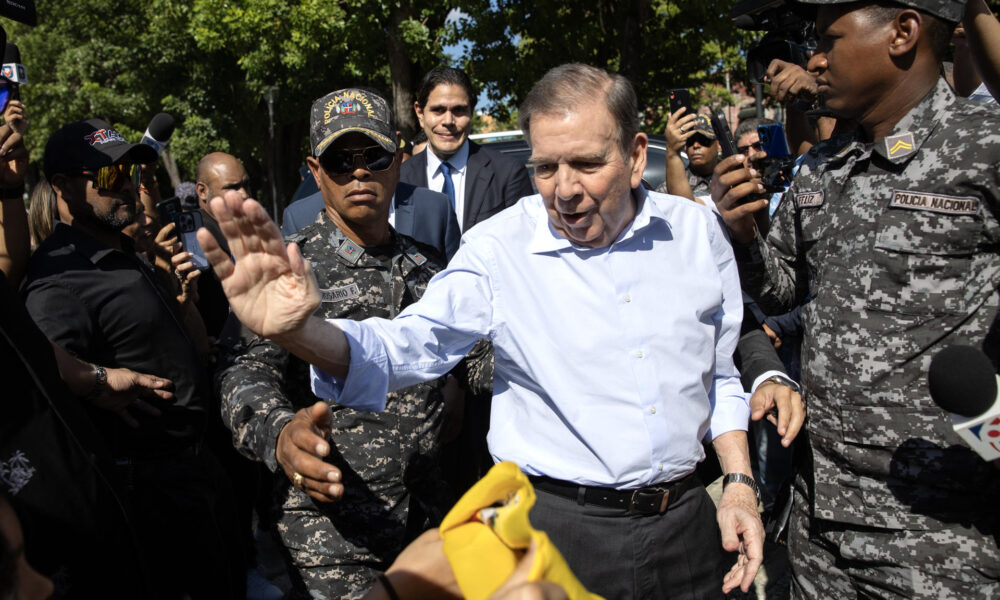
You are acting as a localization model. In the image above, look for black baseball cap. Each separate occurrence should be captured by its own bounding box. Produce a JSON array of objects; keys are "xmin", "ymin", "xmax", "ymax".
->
[
  {"xmin": 309, "ymin": 88, "xmax": 397, "ymax": 157},
  {"xmin": 44, "ymin": 118, "xmax": 157, "ymax": 180},
  {"xmin": 796, "ymin": 0, "xmax": 966, "ymax": 23}
]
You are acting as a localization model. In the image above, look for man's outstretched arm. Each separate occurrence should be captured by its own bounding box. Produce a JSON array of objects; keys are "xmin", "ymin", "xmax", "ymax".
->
[{"xmin": 196, "ymin": 192, "xmax": 350, "ymax": 377}]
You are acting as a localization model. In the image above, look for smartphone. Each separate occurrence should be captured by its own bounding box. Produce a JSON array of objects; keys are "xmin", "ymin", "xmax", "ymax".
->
[
  {"xmin": 757, "ymin": 123, "xmax": 791, "ymax": 159},
  {"xmin": 174, "ymin": 211, "xmax": 210, "ymax": 271},
  {"xmin": 668, "ymin": 88, "xmax": 692, "ymax": 115},
  {"xmin": 155, "ymin": 196, "xmax": 182, "ymax": 227},
  {"xmin": 710, "ymin": 111, "xmax": 739, "ymax": 157}
]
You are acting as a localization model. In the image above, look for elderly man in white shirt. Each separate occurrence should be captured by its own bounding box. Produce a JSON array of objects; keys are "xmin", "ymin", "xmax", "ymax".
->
[{"xmin": 200, "ymin": 64, "xmax": 797, "ymax": 600}]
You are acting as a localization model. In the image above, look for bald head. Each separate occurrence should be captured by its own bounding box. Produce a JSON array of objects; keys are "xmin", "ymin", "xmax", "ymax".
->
[{"xmin": 196, "ymin": 152, "xmax": 250, "ymax": 217}]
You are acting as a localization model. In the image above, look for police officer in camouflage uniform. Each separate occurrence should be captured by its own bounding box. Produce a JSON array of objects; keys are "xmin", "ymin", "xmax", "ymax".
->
[
  {"xmin": 714, "ymin": 0, "xmax": 1000, "ymax": 597},
  {"xmin": 218, "ymin": 89, "xmax": 449, "ymax": 600}
]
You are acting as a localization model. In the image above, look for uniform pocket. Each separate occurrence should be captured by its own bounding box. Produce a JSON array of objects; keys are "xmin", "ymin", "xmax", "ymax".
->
[{"xmin": 866, "ymin": 203, "xmax": 984, "ymax": 315}]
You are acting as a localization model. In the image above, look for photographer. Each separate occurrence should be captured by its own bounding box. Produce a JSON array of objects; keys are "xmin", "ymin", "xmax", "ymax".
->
[{"xmin": 714, "ymin": 0, "xmax": 1000, "ymax": 596}]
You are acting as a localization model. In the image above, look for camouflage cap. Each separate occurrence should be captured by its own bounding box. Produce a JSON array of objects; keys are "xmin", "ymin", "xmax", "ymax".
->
[
  {"xmin": 309, "ymin": 89, "xmax": 397, "ymax": 157},
  {"xmin": 690, "ymin": 115, "xmax": 717, "ymax": 140},
  {"xmin": 796, "ymin": 0, "xmax": 966, "ymax": 23}
]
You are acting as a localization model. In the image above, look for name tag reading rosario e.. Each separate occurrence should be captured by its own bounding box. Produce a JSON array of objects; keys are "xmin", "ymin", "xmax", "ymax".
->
[{"xmin": 889, "ymin": 190, "xmax": 980, "ymax": 216}]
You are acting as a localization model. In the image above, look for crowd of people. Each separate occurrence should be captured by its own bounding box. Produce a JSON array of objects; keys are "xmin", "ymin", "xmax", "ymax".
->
[{"xmin": 3, "ymin": 0, "xmax": 1000, "ymax": 599}]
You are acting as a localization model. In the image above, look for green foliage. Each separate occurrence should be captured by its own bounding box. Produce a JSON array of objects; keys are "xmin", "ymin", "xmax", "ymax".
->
[
  {"xmin": 453, "ymin": 0, "xmax": 753, "ymax": 133},
  {"xmin": 5, "ymin": 0, "xmax": 454, "ymax": 208}
]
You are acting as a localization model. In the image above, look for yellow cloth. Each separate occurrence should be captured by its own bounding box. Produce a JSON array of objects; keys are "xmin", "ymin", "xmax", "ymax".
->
[{"xmin": 439, "ymin": 461, "xmax": 604, "ymax": 600}]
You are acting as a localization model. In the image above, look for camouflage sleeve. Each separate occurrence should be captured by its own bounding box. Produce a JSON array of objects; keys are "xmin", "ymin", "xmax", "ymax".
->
[
  {"xmin": 217, "ymin": 335, "xmax": 296, "ymax": 472},
  {"xmin": 734, "ymin": 188, "xmax": 806, "ymax": 316},
  {"xmin": 451, "ymin": 339, "xmax": 494, "ymax": 397}
]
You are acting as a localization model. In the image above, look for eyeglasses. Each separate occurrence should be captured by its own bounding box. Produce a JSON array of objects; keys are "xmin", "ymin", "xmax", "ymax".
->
[
  {"xmin": 737, "ymin": 141, "xmax": 763, "ymax": 155},
  {"xmin": 75, "ymin": 163, "xmax": 141, "ymax": 192},
  {"xmin": 319, "ymin": 144, "xmax": 395, "ymax": 176}
]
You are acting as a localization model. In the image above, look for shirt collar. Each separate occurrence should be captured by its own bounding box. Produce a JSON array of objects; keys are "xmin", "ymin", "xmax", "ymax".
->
[
  {"xmin": 50, "ymin": 221, "xmax": 131, "ymax": 264},
  {"xmin": 427, "ymin": 139, "xmax": 470, "ymax": 174},
  {"xmin": 527, "ymin": 186, "xmax": 664, "ymax": 254},
  {"xmin": 871, "ymin": 78, "xmax": 951, "ymax": 165}
]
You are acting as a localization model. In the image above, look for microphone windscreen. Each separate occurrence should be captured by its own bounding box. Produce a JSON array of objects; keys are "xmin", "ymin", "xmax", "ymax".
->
[
  {"xmin": 928, "ymin": 345, "xmax": 997, "ymax": 418},
  {"xmin": 146, "ymin": 113, "xmax": 176, "ymax": 143},
  {"xmin": 3, "ymin": 43, "xmax": 20, "ymax": 65}
]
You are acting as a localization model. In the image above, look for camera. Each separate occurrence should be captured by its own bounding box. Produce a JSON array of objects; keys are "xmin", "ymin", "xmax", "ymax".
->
[{"xmin": 732, "ymin": 0, "xmax": 816, "ymax": 85}]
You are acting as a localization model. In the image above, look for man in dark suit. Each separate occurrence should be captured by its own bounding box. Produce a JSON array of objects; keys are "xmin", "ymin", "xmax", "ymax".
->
[
  {"xmin": 281, "ymin": 181, "xmax": 460, "ymax": 260},
  {"xmin": 401, "ymin": 66, "xmax": 533, "ymax": 231}
]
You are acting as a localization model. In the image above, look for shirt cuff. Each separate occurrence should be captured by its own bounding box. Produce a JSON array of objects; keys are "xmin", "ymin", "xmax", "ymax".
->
[
  {"xmin": 309, "ymin": 319, "xmax": 390, "ymax": 412},
  {"xmin": 262, "ymin": 408, "xmax": 296, "ymax": 473},
  {"xmin": 751, "ymin": 369, "xmax": 790, "ymax": 394},
  {"xmin": 707, "ymin": 377, "xmax": 751, "ymax": 440}
]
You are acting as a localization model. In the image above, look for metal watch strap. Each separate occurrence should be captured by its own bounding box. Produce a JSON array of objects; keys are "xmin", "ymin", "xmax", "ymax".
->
[
  {"xmin": 723, "ymin": 472, "xmax": 762, "ymax": 505},
  {"xmin": 762, "ymin": 373, "xmax": 801, "ymax": 394}
]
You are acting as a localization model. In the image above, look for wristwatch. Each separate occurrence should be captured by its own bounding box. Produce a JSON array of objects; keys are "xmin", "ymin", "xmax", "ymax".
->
[
  {"xmin": 87, "ymin": 364, "xmax": 108, "ymax": 400},
  {"xmin": 723, "ymin": 472, "xmax": 762, "ymax": 505},
  {"xmin": 761, "ymin": 373, "xmax": 801, "ymax": 394}
]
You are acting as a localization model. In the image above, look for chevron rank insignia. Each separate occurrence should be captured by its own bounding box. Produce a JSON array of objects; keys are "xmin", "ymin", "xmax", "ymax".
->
[{"xmin": 884, "ymin": 133, "xmax": 915, "ymax": 159}]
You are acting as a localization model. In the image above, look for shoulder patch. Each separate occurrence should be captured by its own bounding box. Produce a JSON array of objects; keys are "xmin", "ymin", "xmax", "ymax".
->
[
  {"xmin": 320, "ymin": 283, "xmax": 361, "ymax": 303},
  {"xmin": 889, "ymin": 190, "xmax": 980, "ymax": 216},
  {"xmin": 884, "ymin": 132, "xmax": 916, "ymax": 160},
  {"xmin": 795, "ymin": 191, "xmax": 824, "ymax": 208}
]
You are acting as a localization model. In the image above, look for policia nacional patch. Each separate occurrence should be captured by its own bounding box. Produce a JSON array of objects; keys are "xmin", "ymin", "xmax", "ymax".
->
[{"xmin": 889, "ymin": 190, "xmax": 980, "ymax": 216}]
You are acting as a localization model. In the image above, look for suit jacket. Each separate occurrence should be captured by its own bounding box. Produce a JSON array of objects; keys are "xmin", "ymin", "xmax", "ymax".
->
[
  {"xmin": 399, "ymin": 140, "xmax": 534, "ymax": 230},
  {"xmin": 280, "ymin": 182, "xmax": 460, "ymax": 260}
]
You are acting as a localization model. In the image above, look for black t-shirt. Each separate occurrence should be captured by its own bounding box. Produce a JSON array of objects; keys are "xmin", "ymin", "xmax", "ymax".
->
[{"xmin": 20, "ymin": 223, "xmax": 208, "ymax": 457}]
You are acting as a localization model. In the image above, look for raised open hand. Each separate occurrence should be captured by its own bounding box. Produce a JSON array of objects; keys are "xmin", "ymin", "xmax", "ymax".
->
[{"xmin": 196, "ymin": 191, "xmax": 319, "ymax": 341}]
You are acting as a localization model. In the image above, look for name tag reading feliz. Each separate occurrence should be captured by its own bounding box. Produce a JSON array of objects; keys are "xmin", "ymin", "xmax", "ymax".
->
[{"xmin": 889, "ymin": 190, "xmax": 980, "ymax": 216}]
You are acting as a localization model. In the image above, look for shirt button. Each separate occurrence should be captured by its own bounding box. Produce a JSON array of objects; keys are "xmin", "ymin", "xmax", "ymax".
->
[
  {"xmin": 636, "ymin": 350, "xmax": 644, "ymax": 358},
  {"xmin": 649, "ymin": 406, "xmax": 656, "ymax": 415},
  {"xmin": 624, "ymin": 294, "xmax": 632, "ymax": 303}
]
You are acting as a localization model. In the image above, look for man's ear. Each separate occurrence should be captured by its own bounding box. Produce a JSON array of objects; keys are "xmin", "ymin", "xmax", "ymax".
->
[
  {"xmin": 305, "ymin": 156, "xmax": 323, "ymax": 188},
  {"xmin": 195, "ymin": 181, "xmax": 209, "ymax": 201},
  {"xmin": 629, "ymin": 133, "xmax": 649, "ymax": 190},
  {"xmin": 414, "ymin": 101, "xmax": 425, "ymax": 127},
  {"xmin": 888, "ymin": 9, "xmax": 922, "ymax": 58}
]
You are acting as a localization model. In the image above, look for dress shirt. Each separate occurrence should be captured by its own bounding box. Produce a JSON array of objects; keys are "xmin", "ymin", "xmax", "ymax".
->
[
  {"xmin": 425, "ymin": 140, "xmax": 469, "ymax": 230},
  {"xmin": 312, "ymin": 188, "xmax": 749, "ymax": 489}
]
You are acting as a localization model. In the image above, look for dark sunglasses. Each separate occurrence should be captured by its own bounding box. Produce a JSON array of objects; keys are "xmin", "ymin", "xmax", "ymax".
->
[
  {"xmin": 737, "ymin": 141, "xmax": 763, "ymax": 155},
  {"xmin": 74, "ymin": 162, "xmax": 141, "ymax": 192},
  {"xmin": 685, "ymin": 134, "xmax": 714, "ymax": 147},
  {"xmin": 319, "ymin": 144, "xmax": 395, "ymax": 176}
]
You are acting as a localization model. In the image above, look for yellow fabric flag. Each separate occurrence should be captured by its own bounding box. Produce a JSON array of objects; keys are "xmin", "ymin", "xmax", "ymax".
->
[{"xmin": 439, "ymin": 461, "xmax": 604, "ymax": 600}]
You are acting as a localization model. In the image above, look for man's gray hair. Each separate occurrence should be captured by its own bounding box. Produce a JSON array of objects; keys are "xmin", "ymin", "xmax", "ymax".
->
[
  {"xmin": 518, "ymin": 63, "xmax": 639, "ymax": 159},
  {"xmin": 734, "ymin": 117, "xmax": 777, "ymax": 141}
]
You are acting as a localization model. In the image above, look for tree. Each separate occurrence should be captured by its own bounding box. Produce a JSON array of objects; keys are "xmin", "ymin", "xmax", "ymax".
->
[
  {"xmin": 452, "ymin": 0, "xmax": 758, "ymax": 130},
  {"xmin": 5, "ymin": 0, "xmax": 455, "ymax": 212}
]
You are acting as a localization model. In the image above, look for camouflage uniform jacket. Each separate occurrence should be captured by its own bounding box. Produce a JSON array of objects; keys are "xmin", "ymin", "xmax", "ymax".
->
[
  {"xmin": 218, "ymin": 211, "xmax": 448, "ymax": 560},
  {"xmin": 735, "ymin": 78, "xmax": 1000, "ymax": 531}
]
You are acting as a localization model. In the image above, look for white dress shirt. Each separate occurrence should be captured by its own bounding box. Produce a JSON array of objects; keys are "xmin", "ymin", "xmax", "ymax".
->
[
  {"xmin": 425, "ymin": 140, "xmax": 469, "ymax": 230},
  {"xmin": 312, "ymin": 188, "xmax": 749, "ymax": 489}
]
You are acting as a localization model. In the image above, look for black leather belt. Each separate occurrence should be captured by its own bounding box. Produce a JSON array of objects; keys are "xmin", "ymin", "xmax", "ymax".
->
[{"xmin": 529, "ymin": 472, "xmax": 698, "ymax": 516}]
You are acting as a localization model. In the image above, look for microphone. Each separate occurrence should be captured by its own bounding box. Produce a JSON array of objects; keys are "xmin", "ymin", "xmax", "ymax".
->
[
  {"xmin": 140, "ymin": 112, "xmax": 176, "ymax": 155},
  {"xmin": 927, "ymin": 345, "xmax": 1000, "ymax": 460},
  {"xmin": 2, "ymin": 42, "xmax": 26, "ymax": 87}
]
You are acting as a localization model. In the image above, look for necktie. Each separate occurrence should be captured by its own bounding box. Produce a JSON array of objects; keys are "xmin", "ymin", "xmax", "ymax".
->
[{"xmin": 441, "ymin": 161, "xmax": 457, "ymax": 211}]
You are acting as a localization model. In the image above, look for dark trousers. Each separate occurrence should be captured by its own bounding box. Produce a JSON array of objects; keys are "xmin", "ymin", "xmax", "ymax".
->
[
  {"xmin": 530, "ymin": 483, "xmax": 728, "ymax": 600},
  {"xmin": 124, "ymin": 448, "xmax": 245, "ymax": 600}
]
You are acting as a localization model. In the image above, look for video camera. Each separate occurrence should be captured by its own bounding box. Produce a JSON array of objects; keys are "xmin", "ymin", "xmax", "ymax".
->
[{"xmin": 732, "ymin": 0, "xmax": 815, "ymax": 85}]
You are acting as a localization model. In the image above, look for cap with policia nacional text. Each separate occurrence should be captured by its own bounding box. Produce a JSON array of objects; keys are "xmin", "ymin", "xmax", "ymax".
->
[
  {"xmin": 43, "ymin": 118, "xmax": 158, "ymax": 180},
  {"xmin": 796, "ymin": 0, "xmax": 966, "ymax": 24},
  {"xmin": 309, "ymin": 88, "xmax": 397, "ymax": 158}
]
